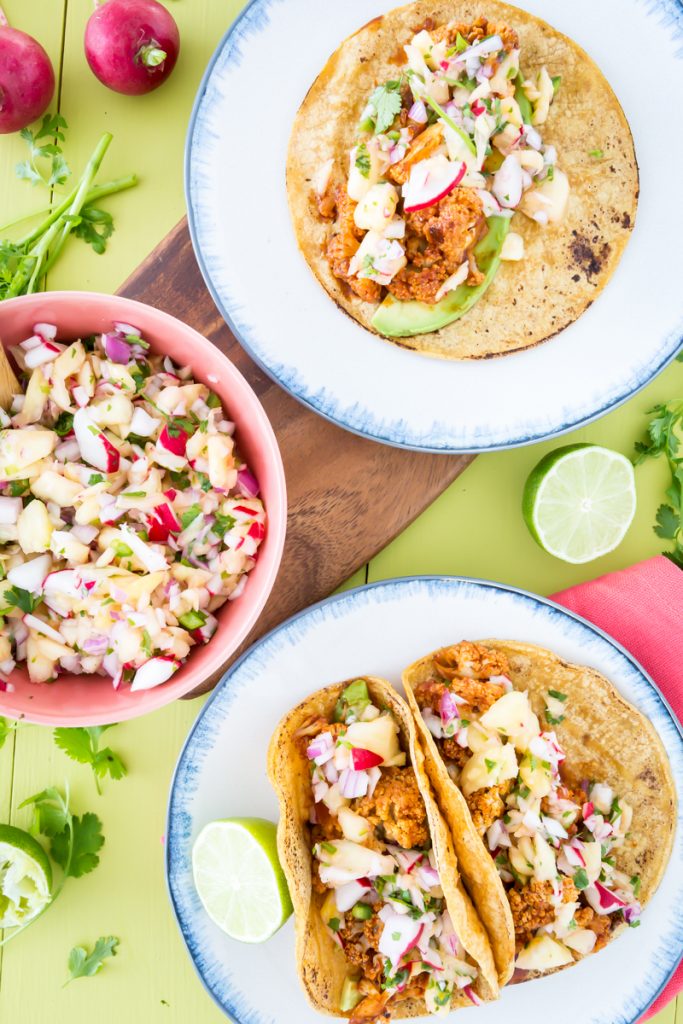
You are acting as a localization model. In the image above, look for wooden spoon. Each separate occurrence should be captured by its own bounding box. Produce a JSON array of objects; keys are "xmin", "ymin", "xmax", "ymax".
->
[{"xmin": 0, "ymin": 340, "xmax": 20, "ymax": 411}]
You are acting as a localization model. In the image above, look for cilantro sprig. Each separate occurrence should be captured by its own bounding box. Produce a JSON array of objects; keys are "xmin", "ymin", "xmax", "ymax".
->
[
  {"xmin": 0, "ymin": 785, "xmax": 104, "ymax": 947},
  {"xmin": 66, "ymin": 936, "xmax": 119, "ymax": 984},
  {"xmin": 634, "ymin": 398, "xmax": 683, "ymax": 567},
  {"xmin": 54, "ymin": 726, "xmax": 127, "ymax": 795},
  {"xmin": 360, "ymin": 79, "xmax": 404, "ymax": 135},
  {"xmin": 16, "ymin": 114, "xmax": 70, "ymax": 188}
]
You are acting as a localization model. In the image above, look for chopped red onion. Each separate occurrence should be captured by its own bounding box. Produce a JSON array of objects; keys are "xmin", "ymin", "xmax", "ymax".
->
[
  {"xmin": 236, "ymin": 466, "xmax": 260, "ymax": 498},
  {"xmin": 113, "ymin": 322, "xmax": 140, "ymax": 337},
  {"xmin": 367, "ymin": 765, "xmax": 381, "ymax": 797},
  {"xmin": 338, "ymin": 767, "xmax": 370, "ymax": 799},
  {"xmin": 408, "ymin": 99, "xmax": 428, "ymax": 123},
  {"xmin": 103, "ymin": 333, "xmax": 132, "ymax": 364}
]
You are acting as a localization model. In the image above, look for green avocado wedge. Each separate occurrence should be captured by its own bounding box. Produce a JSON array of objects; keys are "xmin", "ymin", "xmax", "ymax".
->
[{"xmin": 371, "ymin": 215, "xmax": 510, "ymax": 339}]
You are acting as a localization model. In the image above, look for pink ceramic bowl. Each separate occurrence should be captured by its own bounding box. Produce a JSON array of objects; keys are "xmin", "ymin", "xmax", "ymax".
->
[{"xmin": 0, "ymin": 292, "xmax": 287, "ymax": 726}]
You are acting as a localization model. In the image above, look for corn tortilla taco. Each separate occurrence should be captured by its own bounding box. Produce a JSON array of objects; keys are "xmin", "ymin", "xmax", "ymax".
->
[
  {"xmin": 267, "ymin": 676, "xmax": 499, "ymax": 1020},
  {"xmin": 403, "ymin": 640, "xmax": 675, "ymax": 981},
  {"xmin": 287, "ymin": 0, "xmax": 637, "ymax": 359}
]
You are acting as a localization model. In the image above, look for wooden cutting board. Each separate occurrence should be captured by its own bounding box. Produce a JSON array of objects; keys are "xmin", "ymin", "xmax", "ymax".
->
[{"xmin": 118, "ymin": 219, "xmax": 474, "ymax": 696}]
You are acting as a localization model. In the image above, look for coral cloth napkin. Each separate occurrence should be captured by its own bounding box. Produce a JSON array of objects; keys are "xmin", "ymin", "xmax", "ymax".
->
[{"xmin": 552, "ymin": 555, "xmax": 683, "ymax": 1020}]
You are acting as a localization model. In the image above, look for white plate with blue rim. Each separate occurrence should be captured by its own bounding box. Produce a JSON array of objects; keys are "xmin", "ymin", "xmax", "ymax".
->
[
  {"xmin": 185, "ymin": 0, "xmax": 683, "ymax": 453},
  {"xmin": 166, "ymin": 576, "xmax": 683, "ymax": 1023}
]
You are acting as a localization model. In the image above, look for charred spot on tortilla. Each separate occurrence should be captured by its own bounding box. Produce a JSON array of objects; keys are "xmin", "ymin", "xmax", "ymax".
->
[
  {"xmin": 287, "ymin": 0, "xmax": 637, "ymax": 359},
  {"xmin": 570, "ymin": 233, "xmax": 611, "ymax": 280}
]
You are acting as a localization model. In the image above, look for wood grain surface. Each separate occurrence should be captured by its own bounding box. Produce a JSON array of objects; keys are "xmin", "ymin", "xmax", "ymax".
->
[{"xmin": 118, "ymin": 219, "xmax": 473, "ymax": 694}]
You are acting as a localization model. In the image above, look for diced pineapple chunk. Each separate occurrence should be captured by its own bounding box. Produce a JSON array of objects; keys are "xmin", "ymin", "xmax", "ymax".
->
[
  {"xmin": 17, "ymin": 499, "xmax": 53, "ymax": 554},
  {"xmin": 515, "ymin": 934, "xmax": 573, "ymax": 971},
  {"xmin": 26, "ymin": 635, "xmax": 56, "ymax": 683},
  {"xmin": 49, "ymin": 530, "xmax": 90, "ymax": 565},
  {"xmin": 31, "ymin": 470, "xmax": 83, "ymax": 507},
  {"xmin": 0, "ymin": 429, "xmax": 56, "ymax": 475},
  {"xmin": 460, "ymin": 740, "xmax": 518, "ymax": 797},
  {"xmin": 480, "ymin": 690, "xmax": 540, "ymax": 751},
  {"xmin": 519, "ymin": 752, "xmax": 553, "ymax": 798},
  {"xmin": 531, "ymin": 833, "xmax": 557, "ymax": 882},
  {"xmin": 14, "ymin": 367, "xmax": 48, "ymax": 425},
  {"xmin": 344, "ymin": 714, "xmax": 404, "ymax": 767},
  {"xmin": 89, "ymin": 394, "xmax": 134, "ymax": 429},
  {"xmin": 207, "ymin": 434, "xmax": 236, "ymax": 490},
  {"xmin": 338, "ymin": 808, "xmax": 370, "ymax": 844},
  {"xmin": 35, "ymin": 635, "xmax": 73, "ymax": 660}
]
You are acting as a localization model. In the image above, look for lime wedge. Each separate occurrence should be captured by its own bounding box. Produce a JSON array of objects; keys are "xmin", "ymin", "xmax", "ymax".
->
[
  {"xmin": 522, "ymin": 443, "xmax": 636, "ymax": 563},
  {"xmin": 0, "ymin": 823, "xmax": 52, "ymax": 928},
  {"xmin": 192, "ymin": 818, "xmax": 292, "ymax": 943}
]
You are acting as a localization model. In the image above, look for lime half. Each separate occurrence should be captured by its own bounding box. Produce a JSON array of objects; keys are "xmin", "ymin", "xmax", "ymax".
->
[
  {"xmin": 192, "ymin": 818, "xmax": 292, "ymax": 943},
  {"xmin": 0, "ymin": 823, "xmax": 52, "ymax": 929},
  {"xmin": 523, "ymin": 443, "xmax": 637, "ymax": 564}
]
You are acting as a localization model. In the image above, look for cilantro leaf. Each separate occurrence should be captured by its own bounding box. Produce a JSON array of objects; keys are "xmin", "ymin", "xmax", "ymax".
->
[
  {"xmin": 51, "ymin": 811, "xmax": 104, "ymax": 878},
  {"xmin": 5, "ymin": 586, "xmax": 41, "ymax": 614},
  {"xmin": 71, "ymin": 206, "xmax": 114, "ymax": 255},
  {"xmin": 16, "ymin": 114, "xmax": 71, "ymax": 190},
  {"xmin": 654, "ymin": 504, "xmax": 679, "ymax": 540},
  {"xmin": 66, "ymin": 936, "xmax": 119, "ymax": 983},
  {"xmin": 19, "ymin": 786, "xmax": 71, "ymax": 838},
  {"xmin": 54, "ymin": 725, "xmax": 127, "ymax": 794},
  {"xmin": 361, "ymin": 79, "xmax": 404, "ymax": 135},
  {"xmin": 180, "ymin": 504, "xmax": 202, "ymax": 530}
]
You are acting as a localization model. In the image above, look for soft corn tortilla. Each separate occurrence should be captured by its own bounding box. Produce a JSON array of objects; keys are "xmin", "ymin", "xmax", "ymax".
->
[
  {"xmin": 403, "ymin": 641, "xmax": 676, "ymax": 982},
  {"xmin": 267, "ymin": 676, "xmax": 499, "ymax": 1016},
  {"xmin": 287, "ymin": 0, "xmax": 638, "ymax": 359}
]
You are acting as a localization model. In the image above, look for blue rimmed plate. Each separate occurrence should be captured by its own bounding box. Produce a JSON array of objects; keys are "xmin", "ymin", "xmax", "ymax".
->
[
  {"xmin": 166, "ymin": 576, "xmax": 683, "ymax": 1023},
  {"xmin": 185, "ymin": 0, "xmax": 683, "ymax": 452}
]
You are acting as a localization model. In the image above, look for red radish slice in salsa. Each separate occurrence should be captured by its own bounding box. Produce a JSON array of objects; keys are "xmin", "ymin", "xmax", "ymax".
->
[{"xmin": 403, "ymin": 157, "xmax": 466, "ymax": 212}]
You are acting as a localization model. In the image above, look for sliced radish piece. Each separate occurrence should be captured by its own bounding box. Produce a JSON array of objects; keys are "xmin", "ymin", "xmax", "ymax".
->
[
  {"xmin": 33, "ymin": 322, "xmax": 58, "ymax": 341},
  {"xmin": 159, "ymin": 422, "xmax": 188, "ymax": 456},
  {"xmin": 72, "ymin": 385, "xmax": 90, "ymax": 408},
  {"xmin": 378, "ymin": 913, "xmax": 424, "ymax": 968},
  {"xmin": 7, "ymin": 554, "xmax": 51, "ymax": 592},
  {"xmin": 584, "ymin": 882, "xmax": 627, "ymax": 915},
  {"xmin": 402, "ymin": 156, "xmax": 466, "ymax": 212},
  {"xmin": 73, "ymin": 409, "xmax": 121, "ymax": 472},
  {"xmin": 43, "ymin": 568, "xmax": 82, "ymax": 598},
  {"xmin": 130, "ymin": 657, "xmax": 179, "ymax": 692},
  {"xmin": 334, "ymin": 878, "xmax": 372, "ymax": 913},
  {"xmin": 24, "ymin": 339, "xmax": 62, "ymax": 369},
  {"xmin": 350, "ymin": 747, "xmax": 384, "ymax": 771}
]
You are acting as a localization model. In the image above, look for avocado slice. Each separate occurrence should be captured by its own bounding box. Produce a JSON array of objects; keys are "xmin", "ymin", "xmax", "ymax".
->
[{"xmin": 371, "ymin": 215, "xmax": 510, "ymax": 339}]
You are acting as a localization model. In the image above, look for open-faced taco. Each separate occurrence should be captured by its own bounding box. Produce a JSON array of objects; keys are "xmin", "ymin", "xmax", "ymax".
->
[
  {"xmin": 287, "ymin": 1, "xmax": 637, "ymax": 358},
  {"xmin": 403, "ymin": 641, "xmax": 675, "ymax": 980},
  {"xmin": 267, "ymin": 676, "xmax": 499, "ymax": 1020}
]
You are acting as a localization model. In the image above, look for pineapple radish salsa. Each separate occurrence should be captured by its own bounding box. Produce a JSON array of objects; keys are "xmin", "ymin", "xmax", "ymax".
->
[
  {"xmin": 320, "ymin": 16, "xmax": 568, "ymax": 308},
  {"xmin": 299, "ymin": 680, "xmax": 481, "ymax": 1019},
  {"xmin": 0, "ymin": 322, "xmax": 265, "ymax": 690},
  {"xmin": 412, "ymin": 643, "xmax": 641, "ymax": 974}
]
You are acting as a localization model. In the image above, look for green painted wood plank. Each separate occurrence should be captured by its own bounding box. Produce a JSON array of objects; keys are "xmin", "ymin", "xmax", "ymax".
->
[{"xmin": 368, "ymin": 358, "xmax": 681, "ymax": 592}]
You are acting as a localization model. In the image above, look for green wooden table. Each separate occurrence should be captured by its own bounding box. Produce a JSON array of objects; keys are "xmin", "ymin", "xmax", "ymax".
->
[{"xmin": 0, "ymin": 2, "xmax": 679, "ymax": 1021}]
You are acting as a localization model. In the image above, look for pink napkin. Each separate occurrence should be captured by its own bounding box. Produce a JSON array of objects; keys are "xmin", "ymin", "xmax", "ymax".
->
[{"xmin": 552, "ymin": 555, "xmax": 683, "ymax": 1020}]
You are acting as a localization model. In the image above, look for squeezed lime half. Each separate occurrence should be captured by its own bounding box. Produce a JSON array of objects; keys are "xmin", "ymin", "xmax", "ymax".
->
[{"xmin": 0, "ymin": 823, "xmax": 52, "ymax": 929}]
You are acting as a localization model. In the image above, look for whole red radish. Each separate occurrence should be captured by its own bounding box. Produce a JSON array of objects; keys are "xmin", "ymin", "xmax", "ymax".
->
[
  {"xmin": 84, "ymin": 0, "xmax": 179, "ymax": 96},
  {"xmin": 0, "ymin": 13, "xmax": 55, "ymax": 134}
]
